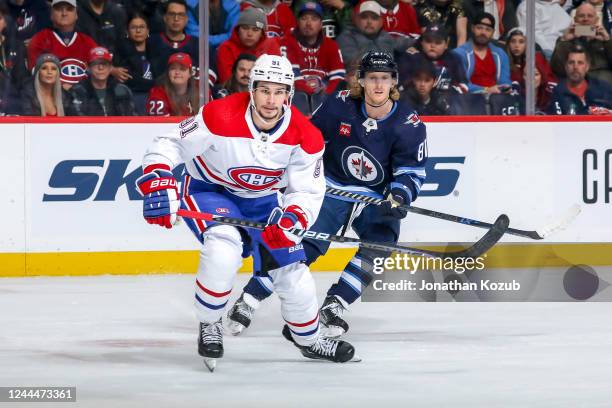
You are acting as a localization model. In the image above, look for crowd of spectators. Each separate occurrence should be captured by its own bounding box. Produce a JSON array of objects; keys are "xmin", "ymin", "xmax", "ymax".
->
[{"xmin": 0, "ymin": 0, "xmax": 610, "ymax": 117}]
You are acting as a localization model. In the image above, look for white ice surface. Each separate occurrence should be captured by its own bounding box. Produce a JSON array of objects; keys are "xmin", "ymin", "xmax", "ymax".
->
[{"xmin": 1, "ymin": 273, "xmax": 611, "ymax": 408}]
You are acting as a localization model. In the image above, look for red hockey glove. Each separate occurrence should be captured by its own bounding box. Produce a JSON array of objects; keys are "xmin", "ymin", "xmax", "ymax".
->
[{"xmin": 262, "ymin": 205, "xmax": 308, "ymax": 249}]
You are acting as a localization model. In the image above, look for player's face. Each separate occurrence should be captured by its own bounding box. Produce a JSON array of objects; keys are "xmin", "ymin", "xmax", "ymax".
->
[
  {"xmin": 413, "ymin": 73, "xmax": 435, "ymax": 99},
  {"xmin": 252, "ymin": 82, "xmax": 289, "ymax": 120},
  {"xmin": 472, "ymin": 23, "xmax": 494, "ymax": 46},
  {"xmin": 238, "ymin": 25, "xmax": 263, "ymax": 48},
  {"xmin": 357, "ymin": 12, "xmax": 382, "ymax": 36},
  {"xmin": 421, "ymin": 37, "xmax": 448, "ymax": 59},
  {"xmin": 51, "ymin": 3, "xmax": 77, "ymax": 31},
  {"xmin": 90, "ymin": 61, "xmax": 112, "ymax": 82},
  {"xmin": 508, "ymin": 34, "xmax": 526, "ymax": 57},
  {"xmin": 128, "ymin": 17, "xmax": 149, "ymax": 44},
  {"xmin": 565, "ymin": 52, "xmax": 589, "ymax": 83},
  {"xmin": 235, "ymin": 60, "xmax": 255, "ymax": 86},
  {"xmin": 164, "ymin": 3, "xmax": 188, "ymax": 34},
  {"xmin": 168, "ymin": 63, "xmax": 191, "ymax": 86},
  {"xmin": 298, "ymin": 12, "xmax": 322, "ymax": 38},
  {"xmin": 362, "ymin": 72, "xmax": 395, "ymax": 105},
  {"xmin": 38, "ymin": 62, "xmax": 59, "ymax": 85}
]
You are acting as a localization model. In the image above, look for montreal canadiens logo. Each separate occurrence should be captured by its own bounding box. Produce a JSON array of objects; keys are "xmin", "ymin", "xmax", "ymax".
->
[
  {"xmin": 60, "ymin": 58, "xmax": 87, "ymax": 84},
  {"xmin": 228, "ymin": 166, "xmax": 285, "ymax": 191},
  {"xmin": 341, "ymin": 146, "xmax": 384, "ymax": 185},
  {"xmin": 215, "ymin": 208, "xmax": 230, "ymax": 214}
]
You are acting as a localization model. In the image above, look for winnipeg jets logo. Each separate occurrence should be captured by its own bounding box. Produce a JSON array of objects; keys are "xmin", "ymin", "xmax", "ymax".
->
[
  {"xmin": 405, "ymin": 113, "xmax": 422, "ymax": 127},
  {"xmin": 341, "ymin": 146, "xmax": 384, "ymax": 185},
  {"xmin": 337, "ymin": 90, "xmax": 350, "ymax": 101}
]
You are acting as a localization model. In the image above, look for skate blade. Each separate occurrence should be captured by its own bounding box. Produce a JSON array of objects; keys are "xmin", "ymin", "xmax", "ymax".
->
[
  {"xmin": 321, "ymin": 326, "xmax": 345, "ymax": 339},
  {"xmin": 204, "ymin": 358, "xmax": 217, "ymax": 372},
  {"xmin": 349, "ymin": 354, "xmax": 362, "ymax": 363},
  {"xmin": 226, "ymin": 321, "xmax": 246, "ymax": 336}
]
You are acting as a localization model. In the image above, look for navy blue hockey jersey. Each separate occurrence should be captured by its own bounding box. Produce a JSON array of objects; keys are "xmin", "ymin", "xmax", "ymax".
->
[{"xmin": 311, "ymin": 90, "xmax": 428, "ymax": 203}]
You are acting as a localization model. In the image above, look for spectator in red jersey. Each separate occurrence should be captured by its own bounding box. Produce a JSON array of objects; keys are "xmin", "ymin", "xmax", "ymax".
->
[
  {"xmin": 213, "ymin": 53, "xmax": 256, "ymax": 98},
  {"xmin": 414, "ymin": 0, "xmax": 467, "ymax": 47},
  {"xmin": 505, "ymin": 28, "xmax": 556, "ymax": 86},
  {"xmin": 146, "ymin": 52, "xmax": 199, "ymax": 116},
  {"xmin": 216, "ymin": 7, "xmax": 281, "ymax": 83},
  {"xmin": 70, "ymin": 46, "xmax": 136, "ymax": 115},
  {"xmin": 240, "ymin": 0, "xmax": 296, "ymax": 39},
  {"xmin": 148, "ymin": 0, "xmax": 200, "ymax": 81},
  {"xmin": 75, "ymin": 0, "xmax": 126, "ymax": 54},
  {"xmin": 281, "ymin": 1, "xmax": 346, "ymax": 113},
  {"xmin": 27, "ymin": 0, "xmax": 98, "ymax": 87},
  {"xmin": 360, "ymin": 0, "xmax": 420, "ymax": 39},
  {"xmin": 21, "ymin": 53, "xmax": 76, "ymax": 116}
]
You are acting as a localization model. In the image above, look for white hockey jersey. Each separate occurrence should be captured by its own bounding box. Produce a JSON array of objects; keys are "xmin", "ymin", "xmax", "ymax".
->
[{"xmin": 142, "ymin": 92, "xmax": 326, "ymax": 227}]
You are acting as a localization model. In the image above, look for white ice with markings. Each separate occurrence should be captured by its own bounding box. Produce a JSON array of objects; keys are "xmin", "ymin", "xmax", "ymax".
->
[{"xmin": 1, "ymin": 272, "xmax": 611, "ymax": 407}]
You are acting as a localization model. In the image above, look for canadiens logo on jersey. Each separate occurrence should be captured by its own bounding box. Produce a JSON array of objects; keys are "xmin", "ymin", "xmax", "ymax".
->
[
  {"xmin": 60, "ymin": 58, "xmax": 88, "ymax": 84},
  {"xmin": 339, "ymin": 122, "xmax": 351, "ymax": 137},
  {"xmin": 228, "ymin": 167, "xmax": 285, "ymax": 191},
  {"xmin": 341, "ymin": 146, "xmax": 384, "ymax": 185}
]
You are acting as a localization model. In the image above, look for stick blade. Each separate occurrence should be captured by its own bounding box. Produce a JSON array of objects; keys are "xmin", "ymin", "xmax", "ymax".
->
[
  {"xmin": 535, "ymin": 204, "xmax": 581, "ymax": 239},
  {"xmin": 453, "ymin": 214, "xmax": 510, "ymax": 259}
]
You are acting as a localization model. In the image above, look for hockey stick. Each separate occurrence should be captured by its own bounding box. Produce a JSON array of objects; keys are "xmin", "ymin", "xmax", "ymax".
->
[
  {"xmin": 325, "ymin": 187, "xmax": 580, "ymax": 240},
  {"xmin": 177, "ymin": 209, "xmax": 509, "ymax": 259}
]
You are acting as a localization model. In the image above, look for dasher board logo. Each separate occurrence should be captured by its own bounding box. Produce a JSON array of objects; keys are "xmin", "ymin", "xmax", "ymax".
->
[
  {"xmin": 341, "ymin": 146, "xmax": 384, "ymax": 185},
  {"xmin": 228, "ymin": 166, "xmax": 285, "ymax": 191}
]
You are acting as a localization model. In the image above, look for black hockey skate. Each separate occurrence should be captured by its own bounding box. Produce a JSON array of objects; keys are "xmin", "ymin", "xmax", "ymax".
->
[
  {"xmin": 226, "ymin": 293, "xmax": 255, "ymax": 336},
  {"xmin": 198, "ymin": 319, "xmax": 224, "ymax": 372},
  {"xmin": 320, "ymin": 295, "xmax": 349, "ymax": 338},
  {"xmin": 282, "ymin": 325, "xmax": 360, "ymax": 363}
]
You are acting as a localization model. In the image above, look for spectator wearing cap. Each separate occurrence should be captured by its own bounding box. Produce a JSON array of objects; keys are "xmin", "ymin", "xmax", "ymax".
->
[
  {"xmin": 1, "ymin": 5, "xmax": 28, "ymax": 111},
  {"xmin": 148, "ymin": 0, "xmax": 200, "ymax": 81},
  {"xmin": 70, "ymin": 46, "xmax": 135, "ymax": 115},
  {"xmin": 214, "ymin": 53, "xmax": 256, "ymax": 98},
  {"xmin": 21, "ymin": 53, "xmax": 76, "ymax": 115},
  {"xmin": 397, "ymin": 23, "xmax": 468, "ymax": 93},
  {"xmin": 292, "ymin": 0, "xmax": 353, "ymax": 39},
  {"xmin": 354, "ymin": 0, "xmax": 420, "ymax": 39},
  {"xmin": 184, "ymin": 0, "xmax": 239, "ymax": 50},
  {"xmin": 281, "ymin": 2, "xmax": 346, "ymax": 108},
  {"xmin": 551, "ymin": 2, "xmax": 612, "ymax": 85},
  {"xmin": 462, "ymin": 0, "xmax": 518, "ymax": 41},
  {"xmin": 216, "ymin": 7, "xmax": 281, "ymax": 83},
  {"xmin": 146, "ymin": 52, "xmax": 199, "ymax": 115},
  {"xmin": 505, "ymin": 28, "xmax": 556, "ymax": 85},
  {"xmin": 517, "ymin": 0, "xmax": 572, "ymax": 59},
  {"xmin": 452, "ymin": 12, "xmax": 511, "ymax": 94},
  {"xmin": 27, "ymin": 0, "xmax": 98, "ymax": 87},
  {"xmin": 336, "ymin": 1, "xmax": 414, "ymax": 69},
  {"xmin": 240, "ymin": 0, "xmax": 296, "ymax": 39},
  {"xmin": 401, "ymin": 58, "xmax": 454, "ymax": 115},
  {"xmin": 75, "ymin": 0, "xmax": 126, "ymax": 54},
  {"xmin": 550, "ymin": 45, "xmax": 612, "ymax": 114},
  {"xmin": 414, "ymin": 0, "xmax": 467, "ymax": 48},
  {"xmin": 5, "ymin": 0, "xmax": 51, "ymax": 48}
]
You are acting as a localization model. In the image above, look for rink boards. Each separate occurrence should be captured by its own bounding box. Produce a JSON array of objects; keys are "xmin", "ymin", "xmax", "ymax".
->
[{"xmin": 1, "ymin": 116, "xmax": 611, "ymax": 276}]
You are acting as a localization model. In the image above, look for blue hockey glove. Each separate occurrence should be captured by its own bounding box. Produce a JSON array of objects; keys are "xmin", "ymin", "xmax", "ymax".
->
[{"xmin": 135, "ymin": 164, "xmax": 180, "ymax": 229}]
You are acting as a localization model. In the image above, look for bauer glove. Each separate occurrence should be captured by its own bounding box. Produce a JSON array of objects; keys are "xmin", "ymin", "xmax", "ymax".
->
[
  {"xmin": 262, "ymin": 206, "xmax": 308, "ymax": 249},
  {"xmin": 136, "ymin": 165, "xmax": 180, "ymax": 229}
]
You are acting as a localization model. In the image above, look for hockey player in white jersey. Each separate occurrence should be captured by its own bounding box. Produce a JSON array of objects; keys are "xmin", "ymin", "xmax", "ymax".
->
[{"xmin": 136, "ymin": 54, "xmax": 357, "ymax": 370}]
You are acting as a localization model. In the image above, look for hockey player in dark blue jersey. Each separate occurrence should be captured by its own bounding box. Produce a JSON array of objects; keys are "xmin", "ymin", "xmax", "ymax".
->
[{"xmin": 227, "ymin": 51, "xmax": 428, "ymax": 337}]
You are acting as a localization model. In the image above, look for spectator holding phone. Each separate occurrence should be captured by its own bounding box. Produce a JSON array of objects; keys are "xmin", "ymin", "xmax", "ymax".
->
[{"xmin": 551, "ymin": 2, "xmax": 612, "ymax": 85}]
